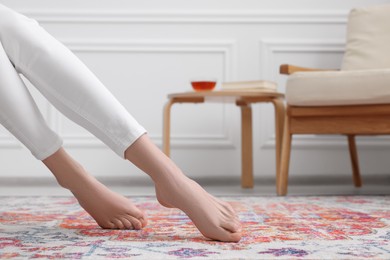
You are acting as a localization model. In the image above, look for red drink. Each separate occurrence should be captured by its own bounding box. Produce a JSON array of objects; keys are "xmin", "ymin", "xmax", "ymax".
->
[{"xmin": 191, "ymin": 81, "xmax": 216, "ymax": 91}]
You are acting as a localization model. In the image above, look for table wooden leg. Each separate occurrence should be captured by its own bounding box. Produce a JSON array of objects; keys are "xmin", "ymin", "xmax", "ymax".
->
[
  {"xmin": 239, "ymin": 103, "xmax": 254, "ymax": 188},
  {"xmin": 163, "ymin": 99, "xmax": 174, "ymax": 157},
  {"xmin": 271, "ymin": 97, "xmax": 285, "ymax": 189},
  {"xmin": 278, "ymin": 116, "xmax": 291, "ymax": 196}
]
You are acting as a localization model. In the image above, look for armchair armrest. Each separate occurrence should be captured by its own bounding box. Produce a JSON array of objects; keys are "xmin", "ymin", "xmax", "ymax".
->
[{"xmin": 279, "ymin": 64, "xmax": 338, "ymax": 75}]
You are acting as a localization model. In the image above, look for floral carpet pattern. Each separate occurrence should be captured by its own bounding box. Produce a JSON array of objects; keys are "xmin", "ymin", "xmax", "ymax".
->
[{"xmin": 0, "ymin": 196, "xmax": 389, "ymax": 259}]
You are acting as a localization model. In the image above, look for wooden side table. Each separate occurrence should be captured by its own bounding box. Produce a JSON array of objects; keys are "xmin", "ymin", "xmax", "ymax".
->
[{"xmin": 162, "ymin": 90, "xmax": 285, "ymax": 189}]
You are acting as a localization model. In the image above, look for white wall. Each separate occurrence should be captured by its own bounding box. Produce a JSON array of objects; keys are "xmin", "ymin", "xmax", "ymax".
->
[{"xmin": 1, "ymin": 0, "xmax": 389, "ymax": 184}]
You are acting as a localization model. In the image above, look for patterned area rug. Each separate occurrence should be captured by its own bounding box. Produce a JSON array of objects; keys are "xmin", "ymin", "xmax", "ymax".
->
[{"xmin": 0, "ymin": 196, "xmax": 389, "ymax": 259}]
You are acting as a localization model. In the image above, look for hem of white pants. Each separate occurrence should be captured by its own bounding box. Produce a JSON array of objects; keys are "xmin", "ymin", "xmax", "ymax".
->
[
  {"xmin": 116, "ymin": 128, "xmax": 147, "ymax": 159},
  {"xmin": 34, "ymin": 138, "xmax": 64, "ymax": 161}
]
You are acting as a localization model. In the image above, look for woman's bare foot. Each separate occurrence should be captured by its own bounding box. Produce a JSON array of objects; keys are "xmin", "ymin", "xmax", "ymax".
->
[
  {"xmin": 69, "ymin": 175, "xmax": 147, "ymax": 230},
  {"xmin": 126, "ymin": 134, "xmax": 242, "ymax": 242},
  {"xmin": 43, "ymin": 148, "xmax": 147, "ymax": 230},
  {"xmin": 155, "ymin": 175, "xmax": 242, "ymax": 242}
]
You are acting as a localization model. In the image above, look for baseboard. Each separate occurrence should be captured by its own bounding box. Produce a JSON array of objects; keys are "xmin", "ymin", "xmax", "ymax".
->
[{"xmin": 0, "ymin": 174, "xmax": 388, "ymax": 187}]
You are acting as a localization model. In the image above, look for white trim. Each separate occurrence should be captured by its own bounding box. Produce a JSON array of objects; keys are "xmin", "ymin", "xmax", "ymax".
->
[
  {"xmin": 62, "ymin": 133, "xmax": 236, "ymax": 149},
  {"xmin": 259, "ymin": 39, "xmax": 345, "ymax": 79},
  {"xmin": 21, "ymin": 10, "xmax": 349, "ymax": 24}
]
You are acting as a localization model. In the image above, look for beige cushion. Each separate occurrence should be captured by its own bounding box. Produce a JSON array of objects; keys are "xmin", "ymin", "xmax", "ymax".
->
[
  {"xmin": 286, "ymin": 69, "xmax": 390, "ymax": 106},
  {"xmin": 342, "ymin": 4, "xmax": 390, "ymax": 70}
]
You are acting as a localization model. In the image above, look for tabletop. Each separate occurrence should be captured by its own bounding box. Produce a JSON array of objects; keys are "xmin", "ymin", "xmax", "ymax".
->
[{"xmin": 168, "ymin": 90, "xmax": 283, "ymax": 98}]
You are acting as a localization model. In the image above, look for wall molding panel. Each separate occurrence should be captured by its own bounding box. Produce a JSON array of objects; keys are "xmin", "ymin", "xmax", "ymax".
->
[
  {"xmin": 259, "ymin": 39, "xmax": 345, "ymax": 79},
  {"xmin": 21, "ymin": 10, "xmax": 349, "ymax": 24}
]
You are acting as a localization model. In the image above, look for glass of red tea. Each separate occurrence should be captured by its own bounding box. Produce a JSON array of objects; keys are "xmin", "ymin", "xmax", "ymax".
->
[{"xmin": 190, "ymin": 78, "xmax": 217, "ymax": 91}]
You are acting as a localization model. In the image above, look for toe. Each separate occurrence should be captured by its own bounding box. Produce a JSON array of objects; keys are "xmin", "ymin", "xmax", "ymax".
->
[
  {"xmin": 99, "ymin": 221, "xmax": 116, "ymax": 229},
  {"xmin": 222, "ymin": 221, "xmax": 241, "ymax": 233},
  {"xmin": 127, "ymin": 208, "xmax": 147, "ymax": 223},
  {"xmin": 233, "ymin": 220, "xmax": 242, "ymax": 232},
  {"xmin": 112, "ymin": 219, "xmax": 125, "ymax": 229},
  {"xmin": 120, "ymin": 217, "xmax": 134, "ymax": 229},
  {"xmin": 127, "ymin": 216, "xmax": 142, "ymax": 230},
  {"xmin": 225, "ymin": 231, "xmax": 242, "ymax": 243},
  {"xmin": 139, "ymin": 215, "xmax": 148, "ymax": 228},
  {"xmin": 218, "ymin": 226, "xmax": 242, "ymax": 242},
  {"xmin": 204, "ymin": 226, "xmax": 242, "ymax": 243},
  {"xmin": 124, "ymin": 206, "xmax": 147, "ymax": 228},
  {"xmin": 134, "ymin": 210, "xmax": 148, "ymax": 227}
]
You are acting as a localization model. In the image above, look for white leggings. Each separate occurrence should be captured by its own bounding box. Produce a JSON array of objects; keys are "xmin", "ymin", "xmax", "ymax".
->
[{"xmin": 0, "ymin": 4, "xmax": 146, "ymax": 160}]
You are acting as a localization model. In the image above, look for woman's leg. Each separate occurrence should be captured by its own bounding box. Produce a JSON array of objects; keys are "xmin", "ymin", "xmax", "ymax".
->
[
  {"xmin": 0, "ymin": 4, "xmax": 146, "ymax": 159},
  {"xmin": 0, "ymin": 5, "xmax": 241, "ymax": 241},
  {"xmin": 0, "ymin": 40, "xmax": 62, "ymax": 160},
  {"xmin": 0, "ymin": 36, "xmax": 146, "ymax": 230}
]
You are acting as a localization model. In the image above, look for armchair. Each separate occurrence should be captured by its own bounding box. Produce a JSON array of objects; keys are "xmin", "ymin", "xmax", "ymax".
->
[{"xmin": 278, "ymin": 4, "xmax": 390, "ymax": 195}]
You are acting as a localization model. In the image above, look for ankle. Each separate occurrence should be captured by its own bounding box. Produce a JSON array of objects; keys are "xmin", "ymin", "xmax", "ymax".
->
[
  {"xmin": 152, "ymin": 167, "xmax": 185, "ymax": 184},
  {"xmin": 56, "ymin": 164, "xmax": 91, "ymax": 190}
]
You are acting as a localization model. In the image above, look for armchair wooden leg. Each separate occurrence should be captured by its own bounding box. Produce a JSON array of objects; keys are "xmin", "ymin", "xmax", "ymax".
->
[
  {"xmin": 347, "ymin": 135, "xmax": 362, "ymax": 187},
  {"xmin": 278, "ymin": 116, "xmax": 292, "ymax": 196},
  {"xmin": 163, "ymin": 99, "xmax": 175, "ymax": 157}
]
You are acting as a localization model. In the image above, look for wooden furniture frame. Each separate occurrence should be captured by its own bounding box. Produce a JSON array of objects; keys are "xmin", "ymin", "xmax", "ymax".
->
[
  {"xmin": 163, "ymin": 90, "xmax": 285, "ymax": 188},
  {"xmin": 278, "ymin": 64, "xmax": 390, "ymax": 195}
]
